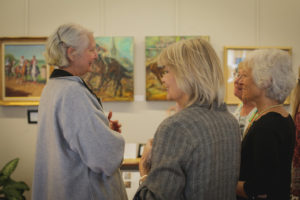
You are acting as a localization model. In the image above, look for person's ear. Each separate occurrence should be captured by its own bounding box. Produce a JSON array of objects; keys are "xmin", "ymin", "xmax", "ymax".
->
[
  {"xmin": 261, "ymin": 77, "xmax": 272, "ymax": 89},
  {"xmin": 67, "ymin": 47, "xmax": 76, "ymax": 62}
]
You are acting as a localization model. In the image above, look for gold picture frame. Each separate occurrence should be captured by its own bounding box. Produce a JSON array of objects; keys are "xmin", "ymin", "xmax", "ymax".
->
[
  {"xmin": 0, "ymin": 37, "xmax": 48, "ymax": 106},
  {"xmin": 223, "ymin": 46, "xmax": 292, "ymax": 104}
]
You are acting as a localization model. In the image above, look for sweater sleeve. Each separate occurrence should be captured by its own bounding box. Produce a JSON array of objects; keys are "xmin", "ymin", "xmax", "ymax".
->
[
  {"xmin": 57, "ymin": 84, "xmax": 125, "ymax": 176},
  {"xmin": 134, "ymin": 119, "xmax": 193, "ymax": 200}
]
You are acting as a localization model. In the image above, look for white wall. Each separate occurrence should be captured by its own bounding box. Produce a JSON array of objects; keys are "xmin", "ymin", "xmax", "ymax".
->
[{"xmin": 0, "ymin": 0, "xmax": 299, "ymax": 199}]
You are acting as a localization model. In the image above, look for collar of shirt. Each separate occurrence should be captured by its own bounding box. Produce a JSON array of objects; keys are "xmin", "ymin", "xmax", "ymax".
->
[{"xmin": 50, "ymin": 69, "xmax": 103, "ymax": 108}]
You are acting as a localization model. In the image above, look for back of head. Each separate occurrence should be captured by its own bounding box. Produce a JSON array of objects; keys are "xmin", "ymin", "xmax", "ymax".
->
[
  {"xmin": 44, "ymin": 23, "xmax": 92, "ymax": 67},
  {"xmin": 157, "ymin": 38, "xmax": 224, "ymax": 107},
  {"xmin": 243, "ymin": 48, "xmax": 297, "ymax": 103}
]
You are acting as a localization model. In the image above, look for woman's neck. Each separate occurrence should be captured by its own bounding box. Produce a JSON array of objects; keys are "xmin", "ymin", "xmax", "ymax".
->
[
  {"xmin": 60, "ymin": 66, "xmax": 84, "ymax": 76},
  {"xmin": 176, "ymin": 94, "xmax": 190, "ymax": 111},
  {"xmin": 240, "ymin": 101, "xmax": 256, "ymax": 116},
  {"xmin": 255, "ymin": 97, "xmax": 279, "ymax": 113}
]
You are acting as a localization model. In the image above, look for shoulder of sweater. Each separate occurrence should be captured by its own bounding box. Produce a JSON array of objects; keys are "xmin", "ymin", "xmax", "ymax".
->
[
  {"xmin": 50, "ymin": 76, "xmax": 83, "ymax": 85},
  {"xmin": 49, "ymin": 77, "xmax": 85, "ymax": 91},
  {"xmin": 159, "ymin": 104, "xmax": 227, "ymax": 131}
]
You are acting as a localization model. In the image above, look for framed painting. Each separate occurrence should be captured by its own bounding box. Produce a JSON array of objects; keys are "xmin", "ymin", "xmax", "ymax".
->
[
  {"xmin": 223, "ymin": 46, "xmax": 292, "ymax": 104},
  {"xmin": 81, "ymin": 36, "xmax": 134, "ymax": 101},
  {"xmin": 145, "ymin": 36, "xmax": 209, "ymax": 101},
  {"xmin": 0, "ymin": 37, "xmax": 48, "ymax": 106}
]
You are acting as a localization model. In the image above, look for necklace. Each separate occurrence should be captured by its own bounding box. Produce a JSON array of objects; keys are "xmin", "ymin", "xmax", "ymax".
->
[
  {"xmin": 251, "ymin": 104, "xmax": 283, "ymax": 122},
  {"xmin": 243, "ymin": 104, "xmax": 283, "ymax": 138}
]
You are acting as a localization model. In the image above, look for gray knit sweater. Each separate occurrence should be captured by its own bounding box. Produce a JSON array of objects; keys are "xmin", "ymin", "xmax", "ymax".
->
[
  {"xmin": 32, "ymin": 76, "xmax": 127, "ymax": 200},
  {"xmin": 134, "ymin": 102, "xmax": 241, "ymax": 200}
]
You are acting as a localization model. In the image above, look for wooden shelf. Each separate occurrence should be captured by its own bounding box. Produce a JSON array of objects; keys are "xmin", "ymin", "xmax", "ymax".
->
[{"xmin": 121, "ymin": 158, "xmax": 140, "ymax": 171}]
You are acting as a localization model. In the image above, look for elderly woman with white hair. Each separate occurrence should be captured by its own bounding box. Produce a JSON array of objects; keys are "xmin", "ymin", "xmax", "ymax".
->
[
  {"xmin": 32, "ymin": 23, "xmax": 127, "ymax": 200},
  {"xmin": 236, "ymin": 49, "xmax": 297, "ymax": 200},
  {"xmin": 134, "ymin": 38, "xmax": 241, "ymax": 200}
]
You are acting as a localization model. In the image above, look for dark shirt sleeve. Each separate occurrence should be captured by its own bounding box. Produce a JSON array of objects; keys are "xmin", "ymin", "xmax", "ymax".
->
[
  {"xmin": 244, "ymin": 123, "xmax": 280, "ymax": 197},
  {"xmin": 134, "ymin": 120, "xmax": 193, "ymax": 200}
]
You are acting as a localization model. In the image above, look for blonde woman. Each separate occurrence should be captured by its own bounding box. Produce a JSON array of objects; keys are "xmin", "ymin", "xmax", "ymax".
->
[{"xmin": 134, "ymin": 38, "xmax": 241, "ymax": 200}]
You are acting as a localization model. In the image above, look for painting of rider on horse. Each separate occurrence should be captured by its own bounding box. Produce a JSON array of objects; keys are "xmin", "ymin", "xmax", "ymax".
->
[
  {"xmin": 145, "ymin": 36, "xmax": 210, "ymax": 101},
  {"xmin": 3, "ymin": 43, "xmax": 47, "ymax": 99},
  {"xmin": 81, "ymin": 37, "xmax": 134, "ymax": 101}
]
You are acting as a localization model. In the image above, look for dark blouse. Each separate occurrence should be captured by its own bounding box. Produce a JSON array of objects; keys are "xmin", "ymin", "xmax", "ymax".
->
[{"xmin": 239, "ymin": 112, "xmax": 295, "ymax": 200}]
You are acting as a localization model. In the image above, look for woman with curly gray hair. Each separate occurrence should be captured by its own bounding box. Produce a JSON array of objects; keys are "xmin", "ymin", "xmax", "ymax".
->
[{"xmin": 236, "ymin": 49, "xmax": 297, "ymax": 200}]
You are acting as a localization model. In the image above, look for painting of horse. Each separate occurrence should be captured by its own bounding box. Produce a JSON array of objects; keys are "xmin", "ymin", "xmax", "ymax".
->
[
  {"xmin": 0, "ymin": 38, "xmax": 48, "ymax": 105},
  {"xmin": 145, "ymin": 36, "xmax": 210, "ymax": 101},
  {"xmin": 81, "ymin": 37, "xmax": 134, "ymax": 101}
]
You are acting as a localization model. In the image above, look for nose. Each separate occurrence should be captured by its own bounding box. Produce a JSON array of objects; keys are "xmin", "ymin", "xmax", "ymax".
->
[
  {"xmin": 93, "ymin": 50, "xmax": 97, "ymax": 59},
  {"xmin": 161, "ymin": 74, "xmax": 166, "ymax": 83}
]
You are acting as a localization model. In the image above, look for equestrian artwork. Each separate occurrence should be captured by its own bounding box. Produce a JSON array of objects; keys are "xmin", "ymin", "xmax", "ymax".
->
[
  {"xmin": 145, "ymin": 36, "xmax": 209, "ymax": 100},
  {"xmin": 1, "ymin": 40, "xmax": 47, "ymax": 105},
  {"xmin": 82, "ymin": 37, "xmax": 134, "ymax": 101}
]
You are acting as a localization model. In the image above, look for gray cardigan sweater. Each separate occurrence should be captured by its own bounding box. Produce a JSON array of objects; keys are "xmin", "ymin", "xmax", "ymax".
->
[
  {"xmin": 32, "ymin": 76, "xmax": 127, "ymax": 200},
  {"xmin": 134, "ymin": 102, "xmax": 241, "ymax": 200}
]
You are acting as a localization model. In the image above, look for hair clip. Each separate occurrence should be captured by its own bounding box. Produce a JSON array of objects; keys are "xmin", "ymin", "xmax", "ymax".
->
[{"xmin": 56, "ymin": 30, "xmax": 65, "ymax": 46}]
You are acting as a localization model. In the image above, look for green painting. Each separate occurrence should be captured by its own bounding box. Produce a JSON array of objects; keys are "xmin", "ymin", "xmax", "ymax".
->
[
  {"xmin": 145, "ymin": 36, "xmax": 209, "ymax": 101},
  {"xmin": 82, "ymin": 37, "xmax": 134, "ymax": 101}
]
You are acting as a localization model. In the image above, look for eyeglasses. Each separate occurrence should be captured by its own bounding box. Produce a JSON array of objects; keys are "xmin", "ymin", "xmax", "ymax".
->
[{"xmin": 233, "ymin": 72, "xmax": 246, "ymax": 79}]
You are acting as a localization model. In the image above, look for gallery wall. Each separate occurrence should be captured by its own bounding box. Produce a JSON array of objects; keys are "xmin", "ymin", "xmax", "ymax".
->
[{"xmin": 0, "ymin": 0, "xmax": 300, "ymax": 199}]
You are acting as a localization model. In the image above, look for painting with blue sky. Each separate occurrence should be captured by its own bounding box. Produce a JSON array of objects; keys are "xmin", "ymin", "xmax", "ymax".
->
[{"xmin": 0, "ymin": 37, "xmax": 47, "ymax": 105}]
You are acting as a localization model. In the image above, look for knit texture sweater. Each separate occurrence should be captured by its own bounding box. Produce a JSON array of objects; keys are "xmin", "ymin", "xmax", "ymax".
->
[
  {"xmin": 32, "ymin": 76, "xmax": 127, "ymax": 200},
  {"xmin": 134, "ymin": 102, "xmax": 241, "ymax": 200}
]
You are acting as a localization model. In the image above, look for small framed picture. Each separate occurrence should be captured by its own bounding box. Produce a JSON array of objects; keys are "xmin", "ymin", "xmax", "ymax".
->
[
  {"xmin": 27, "ymin": 109, "xmax": 38, "ymax": 124},
  {"xmin": 137, "ymin": 144, "xmax": 146, "ymax": 158}
]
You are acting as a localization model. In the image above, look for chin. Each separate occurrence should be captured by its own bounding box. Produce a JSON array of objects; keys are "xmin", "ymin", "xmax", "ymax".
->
[{"xmin": 166, "ymin": 94, "xmax": 173, "ymax": 101}]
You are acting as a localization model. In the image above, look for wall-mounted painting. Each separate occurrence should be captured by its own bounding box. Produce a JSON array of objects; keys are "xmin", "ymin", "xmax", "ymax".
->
[
  {"xmin": 0, "ymin": 37, "xmax": 48, "ymax": 106},
  {"xmin": 223, "ymin": 46, "xmax": 292, "ymax": 104},
  {"xmin": 145, "ymin": 36, "xmax": 209, "ymax": 101},
  {"xmin": 82, "ymin": 37, "xmax": 134, "ymax": 101}
]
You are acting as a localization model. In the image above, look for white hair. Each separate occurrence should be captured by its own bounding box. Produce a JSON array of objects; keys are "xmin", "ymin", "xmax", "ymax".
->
[
  {"xmin": 244, "ymin": 48, "xmax": 297, "ymax": 103},
  {"xmin": 44, "ymin": 23, "xmax": 93, "ymax": 67},
  {"xmin": 157, "ymin": 38, "xmax": 225, "ymax": 107}
]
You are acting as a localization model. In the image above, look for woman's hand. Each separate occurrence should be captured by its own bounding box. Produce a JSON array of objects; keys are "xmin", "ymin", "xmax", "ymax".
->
[
  {"xmin": 108, "ymin": 111, "xmax": 122, "ymax": 133},
  {"xmin": 139, "ymin": 138, "xmax": 153, "ymax": 176}
]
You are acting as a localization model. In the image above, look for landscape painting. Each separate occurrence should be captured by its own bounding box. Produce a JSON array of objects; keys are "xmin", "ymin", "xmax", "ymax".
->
[
  {"xmin": 145, "ymin": 36, "xmax": 209, "ymax": 101},
  {"xmin": 0, "ymin": 37, "xmax": 48, "ymax": 106},
  {"xmin": 82, "ymin": 36, "xmax": 134, "ymax": 101}
]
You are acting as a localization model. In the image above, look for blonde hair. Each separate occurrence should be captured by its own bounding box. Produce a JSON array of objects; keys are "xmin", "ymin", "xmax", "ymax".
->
[
  {"xmin": 157, "ymin": 38, "xmax": 224, "ymax": 108},
  {"xmin": 44, "ymin": 23, "xmax": 92, "ymax": 67},
  {"xmin": 291, "ymin": 67, "xmax": 300, "ymax": 120}
]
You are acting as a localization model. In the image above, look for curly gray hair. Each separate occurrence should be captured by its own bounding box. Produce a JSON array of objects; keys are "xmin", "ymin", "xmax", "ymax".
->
[{"xmin": 243, "ymin": 48, "xmax": 297, "ymax": 103}]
